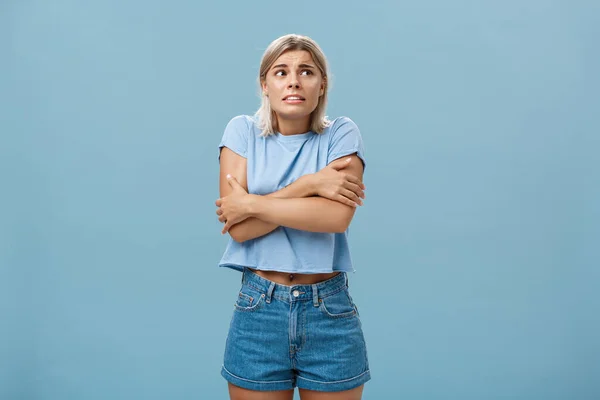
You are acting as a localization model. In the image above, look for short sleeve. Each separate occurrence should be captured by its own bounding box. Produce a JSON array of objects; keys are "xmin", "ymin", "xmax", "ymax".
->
[
  {"xmin": 327, "ymin": 117, "xmax": 366, "ymax": 169},
  {"xmin": 218, "ymin": 115, "xmax": 249, "ymax": 161}
]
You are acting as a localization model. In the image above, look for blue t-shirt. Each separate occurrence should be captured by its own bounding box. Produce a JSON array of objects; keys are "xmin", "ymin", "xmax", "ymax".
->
[{"xmin": 217, "ymin": 115, "xmax": 366, "ymax": 274}]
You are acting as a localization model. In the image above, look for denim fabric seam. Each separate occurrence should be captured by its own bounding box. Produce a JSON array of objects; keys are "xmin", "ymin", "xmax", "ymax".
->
[
  {"xmin": 245, "ymin": 282, "xmax": 266, "ymax": 294},
  {"xmin": 288, "ymin": 300, "xmax": 295, "ymax": 367},
  {"xmin": 318, "ymin": 286, "xmax": 347, "ymax": 299},
  {"xmin": 265, "ymin": 285, "xmax": 347, "ymax": 304},
  {"xmin": 302, "ymin": 301, "xmax": 307, "ymax": 349},
  {"xmin": 359, "ymin": 316, "xmax": 369, "ymax": 368},
  {"xmin": 237, "ymin": 292, "xmax": 253, "ymax": 306},
  {"xmin": 318, "ymin": 300, "xmax": 357, "ymax": 319},
  {"xmin": 221, "ymin": 365, "xmax": 294, "ymax": 384},
  {"xmin": 243, "ymin": 284, "xmax": 348, "ymax": 303},
  {"xmin": 296, "ymin": 369, "xmax": 370, "ymax": 384},
  {"xmin": 234, "ymin": 294, "xmax": 265, "ymax": 312}
]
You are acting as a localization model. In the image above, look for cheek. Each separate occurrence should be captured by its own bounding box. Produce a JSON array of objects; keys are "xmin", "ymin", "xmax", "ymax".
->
[
  {"xmin": 268, "ymin": 97, "xmax": 279, "ymax": 110},
  {"xmin": 264, "ymin": 79, "xmax": 278, "ymax": 94},
  {"xmin": 268, "ymin": 95, "xmax": 285, "ymax": 112},
  {"xmin": 307, "ymin": 80, "xmax": 323, "ymax": 95},
  {"xmin": 264, "ymin": 83, "xmax": 278, "ymax": 105},
  {"xmin": 307, "ymin": 85, "xmax": 322, "ymax": 104},
  {"xmin": 267, "ymin": 83, "xmax": 285, "ymax": 100}
]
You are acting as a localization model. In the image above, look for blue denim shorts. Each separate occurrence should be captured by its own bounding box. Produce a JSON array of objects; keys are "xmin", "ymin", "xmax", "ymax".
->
[{"xmin": 221, "ymin": 267, "xmax": 371, "ymax": 392}]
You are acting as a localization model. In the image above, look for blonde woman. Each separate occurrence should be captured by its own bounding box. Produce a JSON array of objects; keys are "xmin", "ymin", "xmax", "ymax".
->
[{"xmin": 216, "ymin": 34, "xmax": 370, "ymax": 400}]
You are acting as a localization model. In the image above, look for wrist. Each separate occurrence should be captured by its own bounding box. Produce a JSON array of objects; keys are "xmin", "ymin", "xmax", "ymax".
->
[
  {"xmin": 300, "ymin": 174, "xmax": 318, "ymax": 197},
  {"xmin": 246, "ymin": 194, "xmax": 262, "ymax": 217}
]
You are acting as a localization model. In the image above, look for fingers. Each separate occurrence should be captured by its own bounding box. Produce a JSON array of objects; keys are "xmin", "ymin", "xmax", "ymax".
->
[
  {"xmin": 216, "ymin": 206, "xmax": 226, "ymax": 223},
  {"xmin": 216, "ymin": 208, "xmax": 226, "ymax": 224},
  {"xmin": 215, "ymin": 199, "xmax": 222, "ymax": 207},
  {"xmin": 341, "ymin": 188, "xmax": 363, "ymax": 206},
  {"xmin": 226, "ymin": 174, "xmax": 243, "ymax": 190},
  {"xmin": 342, "ymin": 173, "xmax": 366, "ymax": 190},
  {"xmin": 335, "ymin": 193, "xmax": 359, "ymax": 208},
  {"xmin": 344, "ymin": 181, "xmax": 365, "ymax": 199},
  {"xmin": 221, "ymin": 221, "xmax": 232, "ymax": 234}
]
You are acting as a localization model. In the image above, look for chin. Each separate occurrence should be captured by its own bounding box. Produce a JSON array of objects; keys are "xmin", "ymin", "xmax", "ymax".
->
[
  {"xmin": 277, "ymin": 106, "xmax": 317, "ymax": 119},
  {"xmin": 274, "ymin": 109, "xmax": 311, "ymax": 120}
]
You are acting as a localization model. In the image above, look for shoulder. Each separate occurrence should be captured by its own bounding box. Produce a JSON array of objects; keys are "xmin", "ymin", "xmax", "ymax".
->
[
  {"xmin": 324, "ymin": 116, "xmax": 360, "ymax": 136},
  {"xmin": 322, "ymin": 116, "xmax": 362, "ymax": 143},
  {"xmin": 225, "ymin": 114, "xmax": 254, "ymax": 129},
  {"xmin": 329, "ymin": 116, "xmax": 359, "ymax": 128},
  {"xmin": 223, "ymin": 115, "xmax": 261, "ymax": 138},
  {"xmin": 322, "ymin": 116, "xmax": 366, "ymax": 165}
]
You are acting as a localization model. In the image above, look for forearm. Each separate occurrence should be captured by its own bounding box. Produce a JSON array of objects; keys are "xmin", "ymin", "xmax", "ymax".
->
[
  {"xmin": 249, "ymin": 196, "xmax": 355, "ymax": 233},
  {"xmin": 228, "ymin": 175, "xmax": 315, "ymax": 242}
]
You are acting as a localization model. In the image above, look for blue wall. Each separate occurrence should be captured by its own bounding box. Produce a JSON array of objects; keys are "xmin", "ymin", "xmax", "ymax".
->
[{"xmin": 1, "ymin": 0, "xmax": 598, "ymax": 399}]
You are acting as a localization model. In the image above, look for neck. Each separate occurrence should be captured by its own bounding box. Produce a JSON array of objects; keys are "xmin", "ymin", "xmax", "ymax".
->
[{"xmin": 276, "ymin": 116, "xmax": 311, "ymax": 136}]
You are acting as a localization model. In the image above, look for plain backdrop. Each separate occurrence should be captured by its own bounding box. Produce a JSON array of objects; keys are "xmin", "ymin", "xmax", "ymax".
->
[{"xmin": 1, "ymin": 0, "xmax": 599, "ymax": 399}]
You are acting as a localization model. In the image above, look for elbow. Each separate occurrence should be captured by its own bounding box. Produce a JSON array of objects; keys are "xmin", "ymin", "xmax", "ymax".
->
[
  {"xmin": 229, "ymin": 231, "xmax": 249, "ymax": 243},
  {"xmin": 332, "ymin": 217, "xmax": 352, "ymax": 233},
  {"xmin": 330, "ymin": 205, "xmax": 355, "ymax": 233},
  {"xmin": 231, "ymin": 235, "xmax": 247, "ymax": 243},
  {"xmin": 228, "ymin": 225, "xmax": 249, "ymax": 243},
  {"xmin": 334, "ymin": 224, "xmax": 350, "ymax": 233}
]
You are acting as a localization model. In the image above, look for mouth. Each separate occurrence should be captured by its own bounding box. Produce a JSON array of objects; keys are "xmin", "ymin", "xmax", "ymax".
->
[{"xmin": 282, "ymin": 95, "xmax": 306, "ymax": 104}]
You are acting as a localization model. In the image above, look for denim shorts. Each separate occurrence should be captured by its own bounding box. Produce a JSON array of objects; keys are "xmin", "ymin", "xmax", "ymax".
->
[{"xmin": 221, "ymin": 267, "xmax": 371, "ymax": 392}]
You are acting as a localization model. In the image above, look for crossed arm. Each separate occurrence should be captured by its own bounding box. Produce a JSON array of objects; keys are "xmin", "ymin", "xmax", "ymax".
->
[{"xmin": 216, "ymin": 147, "xmax": 365, "ymax": 243}]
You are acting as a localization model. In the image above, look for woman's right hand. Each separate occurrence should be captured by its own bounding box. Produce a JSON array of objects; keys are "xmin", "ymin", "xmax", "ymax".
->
[{"xmin": 310, "ymin": 158, "xmax": 366, "ymax": 207}]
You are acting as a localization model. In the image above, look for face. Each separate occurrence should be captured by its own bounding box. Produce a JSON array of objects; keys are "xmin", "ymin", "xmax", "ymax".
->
[{"xmin": 262, "ymin": 50, "xmax": 325, "ymax": 126}]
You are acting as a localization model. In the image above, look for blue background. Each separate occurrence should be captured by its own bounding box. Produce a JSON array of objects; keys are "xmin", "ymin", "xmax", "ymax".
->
[{"xmin": 1, "ymin": 0, "xmax": 598, "ymax": 399}]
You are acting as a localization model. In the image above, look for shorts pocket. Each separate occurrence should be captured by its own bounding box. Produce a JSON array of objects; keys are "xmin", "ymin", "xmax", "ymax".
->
[
  {"xmin": 319, "ymin": 288, "xmax": 357, "ymax": 319},
  {"xmin": 234, "ymin": 285, "xmax": 266, "ymax": 312}
]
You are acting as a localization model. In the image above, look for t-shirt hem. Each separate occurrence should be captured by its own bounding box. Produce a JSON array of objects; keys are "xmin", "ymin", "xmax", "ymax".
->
[
  {"xmin": 219, "ymin": 263, "xmax": 355, "ymax": 274},
  {"xmin": 328, "ymin": 149, "xmax": 366, "ymax": 169},
  {"xmin": 218, "ymin": 143, "xmax": 247, "ymax": 160}
]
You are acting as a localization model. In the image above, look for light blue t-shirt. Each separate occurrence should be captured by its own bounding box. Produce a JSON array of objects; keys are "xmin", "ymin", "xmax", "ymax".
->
[{"xmin": 217, "ymin": 114, "xmax": 366, "ymax": 274}]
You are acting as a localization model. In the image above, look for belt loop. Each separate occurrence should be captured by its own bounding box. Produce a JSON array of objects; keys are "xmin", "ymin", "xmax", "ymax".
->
[
  {"xmin": 312, "ymin": 283, "xmax": 319, "ymax": 307},
  {"xmin": 344, "ymin": 272, "xmax": 349, "ymax": 288},
  {"xmin": 266, "ymin": 282, "xmax": 275, "ymax": 303}
]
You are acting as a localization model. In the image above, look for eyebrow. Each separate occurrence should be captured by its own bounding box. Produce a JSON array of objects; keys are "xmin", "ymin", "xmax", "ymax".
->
[{"xmin": 271, "ymin": 63, "xmax": 315, "ymax": 70}]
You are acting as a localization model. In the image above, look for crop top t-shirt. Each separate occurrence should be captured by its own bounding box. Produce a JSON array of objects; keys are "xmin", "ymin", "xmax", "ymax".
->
[{"xmin": 217, "ymin": 114, "xmax": 366, "ymax": 274}]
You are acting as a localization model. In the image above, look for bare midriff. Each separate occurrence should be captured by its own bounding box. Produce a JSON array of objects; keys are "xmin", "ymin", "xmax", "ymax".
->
[{"xmin": 248, "ymin": 268, "xmax": 340, "ymax": 285}]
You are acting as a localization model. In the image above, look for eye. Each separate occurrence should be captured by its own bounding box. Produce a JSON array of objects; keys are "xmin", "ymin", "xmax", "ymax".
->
[
  {"xmin": 274, "ymin": 70, "xmax": 286, "ymax": 76},
  {"xmin": 300, "ymin": 70, "xmax": 313, "ymax": 76}
]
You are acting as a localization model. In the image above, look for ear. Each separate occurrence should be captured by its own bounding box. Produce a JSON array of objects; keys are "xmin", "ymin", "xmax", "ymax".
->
[{"xmin": 262, "ymin": 80, "xmax": 268, "ymax": 96}]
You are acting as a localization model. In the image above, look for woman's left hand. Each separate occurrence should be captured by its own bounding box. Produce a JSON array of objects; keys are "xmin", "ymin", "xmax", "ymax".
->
[{"xmin": 216, "ymin": 175, "xmax": 253, "ymax": 234}]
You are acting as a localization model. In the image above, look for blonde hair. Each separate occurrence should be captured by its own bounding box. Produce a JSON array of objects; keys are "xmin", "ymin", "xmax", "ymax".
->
[{"xmin": 255, "ymin": 34, "xmax": 330, "ymax": 136}]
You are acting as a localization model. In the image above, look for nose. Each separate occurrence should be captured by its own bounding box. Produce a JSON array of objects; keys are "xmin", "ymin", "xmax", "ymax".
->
[{"xmin": 288, "ymin": 74, "xmax": 300, "ymax": 89}]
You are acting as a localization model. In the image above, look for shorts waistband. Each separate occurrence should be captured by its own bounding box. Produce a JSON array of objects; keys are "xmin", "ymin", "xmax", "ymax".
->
[{"xmin": 241, "ymin": 267, "xmax": 348, "ymax": 304}]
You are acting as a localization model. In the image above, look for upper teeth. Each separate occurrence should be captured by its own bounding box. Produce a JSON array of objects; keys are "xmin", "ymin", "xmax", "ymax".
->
[{"xmin": 286, "ymin": 97, "xmax": 302, "ymax": 100}]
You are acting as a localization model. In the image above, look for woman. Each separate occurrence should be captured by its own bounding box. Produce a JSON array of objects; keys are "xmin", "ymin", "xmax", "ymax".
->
[{"xmin": 215, "ymin": 34, "xmax": 370, "ymax": 400}]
